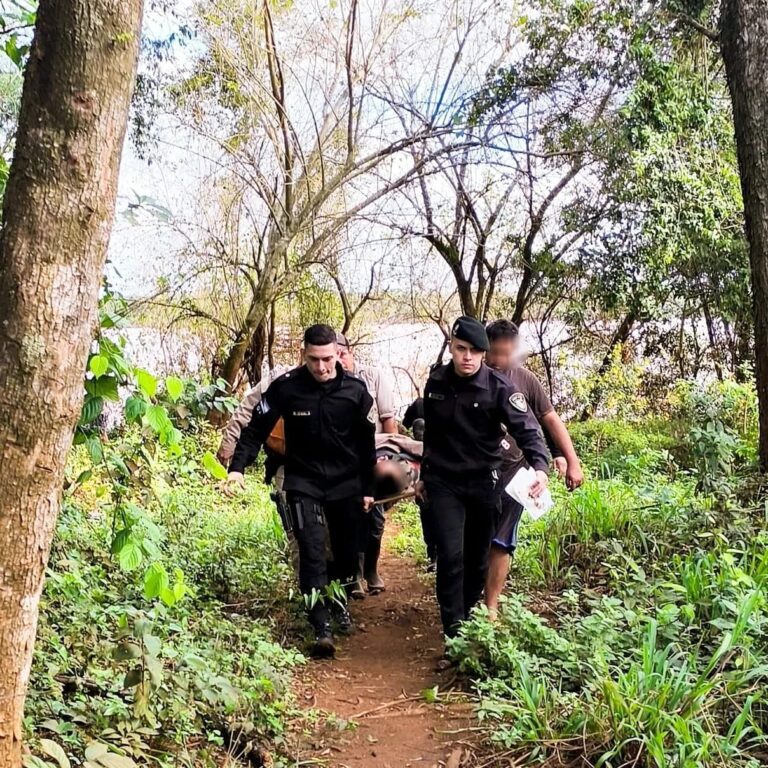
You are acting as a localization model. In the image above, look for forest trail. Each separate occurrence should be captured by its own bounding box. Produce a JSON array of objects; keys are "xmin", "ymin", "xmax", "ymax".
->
[{"xmin": 291, "ymin": 530, "xmax": 479, "ymax": 767}]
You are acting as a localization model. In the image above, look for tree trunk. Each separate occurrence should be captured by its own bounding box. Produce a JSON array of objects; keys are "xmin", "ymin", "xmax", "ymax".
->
[
  {"xmin": 0, "ymin": 1, "xmax": 142, "ymax": 763},
  {"xmin": 243, "ymin": 320, "xmax": 268, "ymax": 385},
  {"xmin": 218, "ymin": 241, "xmax": 286, "ymax": 388},
  {"xmin": 721, "ymin": 0, "xmax": 768, "ymax": 470},
  {"xmin": 267, "ymin": 300, "xmax": 276, "ymax": 370},
  {"xmin": 579, "ymin": 310, "xmax": 637, "ymax": 422}
]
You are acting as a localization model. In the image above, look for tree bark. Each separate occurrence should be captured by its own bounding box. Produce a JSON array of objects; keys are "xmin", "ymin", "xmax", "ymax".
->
[
  {"xmin": 242, "ymin": 320, "xmax": 268, "ymax": 385},
  {"xmin": 579, "ymin": 310, "xmax": 638, "ymax": 422},
  {"xmin": 0, "ymin": 1, "xmax": 143, "ymax": 764},
  {"xmin": 721, "ymin": 0, "xmax": 768, "ymax": 470}
]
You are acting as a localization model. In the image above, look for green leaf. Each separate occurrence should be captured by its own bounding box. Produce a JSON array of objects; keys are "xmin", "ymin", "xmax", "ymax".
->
[
  {"xmin": 79, "ymin": 397, "xmax": 104, "ymax": 426},
  {"xmin": 143, "ymin": 634, "xmax": 162, "ymax": 657},
  {"xmin": 165, "ymin": 376, "xmax": 184, "ymax": 402},
  {"xmin": 84, "ymin": 376, "xmax": 120, "ymax": 401},
  {"xmin": 160, "ymin": 587, "xmax": 177, "ymax": 607},
  {"xmin": 145, "ymin": 654, "xmax": 163, "ymax": 688},
  {"xmin": 111, "ymin": 529, "xmax": 130, "ymax": 556},
  {"xmin": 89, "ymin": 355, "xmax": 109, "ymax": 378},
  {"xmin": 124, "ymin": 395, "xmax": 147, "ymax": 424},
  {"xmin": 86, "ymin": 435, "xmax": 104, "ymax": 464},
  {"xmin": 202, "ymin": 451, "xmax": 228, "ymax": 481},
  {"xmin": 23, "ymin": 757, "xmax": 52, "ymax": 768},
  {"xmin": 111, "ymin": 642, "xmax": 142, "ymax": 661},
  {"xmin": 40, "ymin": 739, "xmax": 71, "ymax": 768},
  {"xmin": 145, "ymin": 405, "xmax": 171, "ymax": 434},
  {"xmin": 143, "ymin": 563, "xmax": 169, "ymax": 600},
  {"xmin": 84, "ymin": 743, "xmax": 109, "ymax": 763},
  {"xmin": 118, "ymin": 540, "xmax": 143, "ymax": 572},
  {"xmin": 96, "ymin": 753, "xmax": 137, "ymax": 768},
  {"xmin": 73, "ymin": 469, "xmax": 93, "ymax": 487},
  {"xmin": 135, "ymin": 369, "xmax": 157, "ymax": 398}
]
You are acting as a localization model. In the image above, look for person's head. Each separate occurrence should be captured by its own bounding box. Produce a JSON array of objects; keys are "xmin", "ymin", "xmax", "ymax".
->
[
  {"xmin": 335, "ymin": 332, "xmax": 355, "ymax": 372},
  {"xmin": 449, "ymin": 316, "xmax": 489, "ymax": 377},
  {"xmin": 486, "ymin": 319, "xmax": 520, "ymax": 371},
  {"xmin": 303, "ymin": 324, "xmax": 339, "ymax": 383}
]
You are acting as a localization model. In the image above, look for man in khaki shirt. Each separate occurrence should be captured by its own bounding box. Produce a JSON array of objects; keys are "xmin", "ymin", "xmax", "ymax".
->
[{"xmin": 336, "ymin": 333, "xmax": 396, "ymax": 595}]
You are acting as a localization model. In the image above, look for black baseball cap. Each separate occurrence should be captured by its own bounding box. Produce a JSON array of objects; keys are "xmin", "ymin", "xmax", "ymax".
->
[{"xmin": 451, "ymin": 316, "xmax": 489, "ymax": 352}]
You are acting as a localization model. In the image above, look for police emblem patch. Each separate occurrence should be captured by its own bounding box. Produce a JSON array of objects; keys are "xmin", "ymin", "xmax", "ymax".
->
[{"xmin": 509, "ymin": 392, "xmax": 528, "ymax": 412}]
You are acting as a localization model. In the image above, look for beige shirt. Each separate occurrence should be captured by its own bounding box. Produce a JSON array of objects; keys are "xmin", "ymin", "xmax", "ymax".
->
[
  {"xmin": 355, "ymin": 364, "xmax": 395, "ymax": 432},
  {"xmin": 218, "ymin": 367, "xmax": 288, "ymax": 461}
]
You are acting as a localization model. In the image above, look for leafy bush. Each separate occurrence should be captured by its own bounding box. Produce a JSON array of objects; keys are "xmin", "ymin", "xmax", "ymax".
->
[
  {"xmin": 25, "ymin": 431, "xmax": 301, "ymax": 768},
  {"xmin": 450, "ymin": 400, "xmax": 768, "ymax": 767}
]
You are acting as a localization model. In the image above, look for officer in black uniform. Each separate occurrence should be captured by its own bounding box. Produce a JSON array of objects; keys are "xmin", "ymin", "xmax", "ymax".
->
[
  {"xmin": 225, "ymin": 324, "xmax": 376, "ymax": 658},
  {"xmin": 422, "ymin": 316, "xmax": 550, "ymax": 639}
]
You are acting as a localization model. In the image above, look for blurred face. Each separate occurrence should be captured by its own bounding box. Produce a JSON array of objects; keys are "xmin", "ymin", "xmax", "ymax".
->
[
  {"xmin": 304, "ymin": 343, "xmax": 338, "ymax": 382},
  {"xmin": 450, "ymin": 338, "xmax": 484, "ymax": 377},
  {"xmin": 337, "ymin": 344, "xmax": 354, "ymax": 372},
  {"xmin": 486, "ymin": 336, "xmax": 520, "ymax": 371}
]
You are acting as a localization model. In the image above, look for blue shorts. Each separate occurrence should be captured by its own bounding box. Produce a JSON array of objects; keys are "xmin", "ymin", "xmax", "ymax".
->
[{"xmin": 492, "ymin": 494, "xmax": 524, "ymax": 553}]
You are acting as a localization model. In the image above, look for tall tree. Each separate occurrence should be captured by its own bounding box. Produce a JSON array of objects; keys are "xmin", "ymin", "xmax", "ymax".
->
[
  {"xmin": 156, "ymin": 0, "xmax": 467, "ymax": 387},
  {"xmin": 720, "ymin": 0, "xmax": 768, "ymax": 470},
  {"xmin": 0, "ymin": 0, "xmax": 143, "ymax": 763}
]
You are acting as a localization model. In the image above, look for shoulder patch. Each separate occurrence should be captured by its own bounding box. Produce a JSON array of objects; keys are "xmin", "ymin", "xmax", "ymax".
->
[{"xmin": 509, "ymin": 392, "xmax": 528, "ymax": 413}]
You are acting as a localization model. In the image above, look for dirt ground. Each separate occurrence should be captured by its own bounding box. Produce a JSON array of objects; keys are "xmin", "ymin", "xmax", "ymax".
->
[{"xmin": 289, "ymin": 533, "xmax": 480, "ymax": 768}]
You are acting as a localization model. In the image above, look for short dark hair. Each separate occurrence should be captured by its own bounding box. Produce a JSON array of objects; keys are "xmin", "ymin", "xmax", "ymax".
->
[
  {"xmin": 303, "ymin": 324, "xmax": 337, "ymax": 347},
  {"xmin": 486, "ymin": 319, "xmax": 519, "ymax": 342}
]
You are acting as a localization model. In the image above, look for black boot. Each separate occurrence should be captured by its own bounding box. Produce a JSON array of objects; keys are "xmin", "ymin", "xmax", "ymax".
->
[
  {"xmin": 311, "ymin": 623, "xmax": 336, "ymax": 658},
  {"xmin": 364, "ymin": 536, "xmax": 385, "ymax": 594},
  {"xmin": 308, "ymin": 601, "xmax": 336, "ymax": 658},
  {"xmin": 332, "ymin": 602, "xmax": 354, "ymax": 635}
]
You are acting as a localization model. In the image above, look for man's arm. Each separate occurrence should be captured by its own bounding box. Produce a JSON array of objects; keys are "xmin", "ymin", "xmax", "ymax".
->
[
  {"xmin": 358, "ymin": 389, "xmax": 377, "ymax": 507},
  {"xmin": 540, "ymin": 411, "xmax": 584, "ymax": 490},
  {"xmin": 217, "ymin": 386, "xmax": 263, "ymax": 464},
  {"xmin": 228, "ymin": 383, "xmax": 282, "ymax": 476},
  {"xmin": 374, "ymin": 369, "xmax": 398, "ymax": 434}
]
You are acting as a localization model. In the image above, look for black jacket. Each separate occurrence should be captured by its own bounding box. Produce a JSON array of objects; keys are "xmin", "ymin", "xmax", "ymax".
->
[
  {"xmin": 423, "ymin": 362, "xmax": 550, "ymax": 480},
  {"xmin": 229, "ymin": 363, "xmax": 376, "ymax": 500}
]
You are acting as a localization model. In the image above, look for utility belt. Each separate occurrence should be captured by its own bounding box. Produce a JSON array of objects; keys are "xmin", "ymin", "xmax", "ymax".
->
[{"xmin": 270, "ymin": 491, "xmax": 326, "ymax": 533}]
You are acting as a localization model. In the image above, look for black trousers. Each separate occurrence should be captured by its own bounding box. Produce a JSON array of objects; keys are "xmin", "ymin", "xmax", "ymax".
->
[
  {"xmin": 417, "ymin": 497, "xmax": 437, "ymax": 563},
  {"xmin": 359, "ymin": 501, "xmax": 386, "ymax": 550},
  {"xmin": 424, "ymin": 473, "xmax": 501, "ymax": 637},
  {"xmin": 287, "ymin": 493, "xmax": 362, "ymax": 630}
]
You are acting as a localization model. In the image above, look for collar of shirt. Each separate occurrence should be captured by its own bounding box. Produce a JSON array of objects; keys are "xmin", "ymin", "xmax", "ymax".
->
[{"xmin": 433, "ymin": 362, "xmax": 491, "ymax": 390}]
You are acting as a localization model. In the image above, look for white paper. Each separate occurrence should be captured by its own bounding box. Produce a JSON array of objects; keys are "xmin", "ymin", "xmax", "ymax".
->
[{"xmin": 504, "ymin": 466, "xmax": 554, "ymax": 520}]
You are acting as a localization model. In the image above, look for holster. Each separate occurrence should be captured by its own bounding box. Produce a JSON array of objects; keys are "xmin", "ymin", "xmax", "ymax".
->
[{"xmin": 270, "ymin": 490, "xmax": 293, "ymax": 533}]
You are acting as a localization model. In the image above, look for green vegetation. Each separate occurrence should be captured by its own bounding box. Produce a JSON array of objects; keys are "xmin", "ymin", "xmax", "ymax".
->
[
  {"xmin": 448, "ymin": 379, "xmax": 768, "ymax": 767},
  {"xmin": 23, "ymin": 426, "xmax": 303, "ymax": 768}
]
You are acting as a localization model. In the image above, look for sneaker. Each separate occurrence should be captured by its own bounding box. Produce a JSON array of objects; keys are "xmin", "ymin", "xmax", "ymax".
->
[
  {"xmin": 311, "ymin": 625, "xmax": 336, "ymax": 658},
  {"xmin": 332, "ymin": 603, "xmax": 354, "ymax": 635}
]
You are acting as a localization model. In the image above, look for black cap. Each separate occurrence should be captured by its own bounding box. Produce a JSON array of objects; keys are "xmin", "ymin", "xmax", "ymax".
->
[{"xmin": 450, "ymin": 316, "xmax": 489, "ymax": 352}]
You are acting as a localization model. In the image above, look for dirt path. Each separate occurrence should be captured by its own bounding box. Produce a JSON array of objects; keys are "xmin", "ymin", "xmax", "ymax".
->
[{"xmin": 291, "ymin": 532, "xmax": 477, "ymax": 767}]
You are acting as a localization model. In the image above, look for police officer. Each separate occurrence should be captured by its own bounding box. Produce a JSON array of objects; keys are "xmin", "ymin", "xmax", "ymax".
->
[
  {"xmin": 421, "ymin": 316, "xmax": 550, "ymax": 640},
  {"xmin": 336, "ymin": 332, "xmax": 396, "ymax": 596},
  {"xmin": 225, "ymin": 324, "xmax": 376, "ymax": 658}
]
